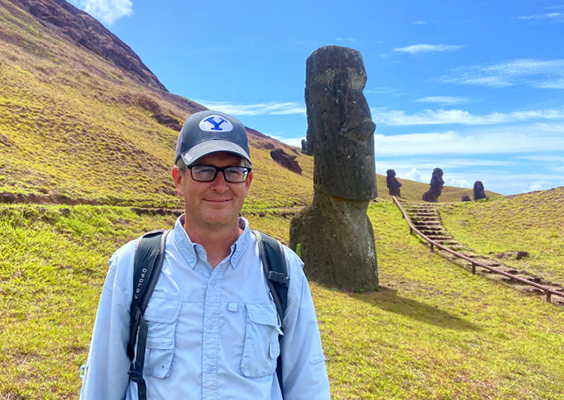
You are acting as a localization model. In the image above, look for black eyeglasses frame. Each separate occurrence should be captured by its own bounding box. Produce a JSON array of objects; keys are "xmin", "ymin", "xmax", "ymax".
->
[{"xmin": 187, "ymin": 165, "xmax": 252, "ymax": 183}]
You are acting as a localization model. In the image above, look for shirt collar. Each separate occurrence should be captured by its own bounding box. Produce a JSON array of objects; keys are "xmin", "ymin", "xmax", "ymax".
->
[{"xmin": 172, "ymin": 215, "xmax": 252, "ymax": 270}]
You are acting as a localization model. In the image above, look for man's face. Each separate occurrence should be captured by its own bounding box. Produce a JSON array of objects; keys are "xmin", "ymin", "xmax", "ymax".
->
[{"xmin": 172, "ymin": 152, "xmax": 252, "ymax": 231}]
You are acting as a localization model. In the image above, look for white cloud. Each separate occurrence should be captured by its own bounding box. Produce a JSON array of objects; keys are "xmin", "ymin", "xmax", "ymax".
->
[
  {"xmin": 449, "ymin": 178, "xmax": 472, "ymax": 188},
  {"xmin": 195, "ymin": 100, "xmax": 306, "ymax": 116},
  {"xmin": 440, "ymin": 59, "xmax": 564, "ymax": 88},
  {"xmin": 374, "ymin": 126, "xmax": 564, "ymax": 157},
  {"xmin": 413, "ymin": 21, "xmax": 428, "ymax": 25},
  {"xmin": 551, "ymin": 166, "xmax": 564, "ymax": 172},
  {"xmin": 365, "ymin": 87, "xmax": 407, "ymax": 96},
  {"xmin": 403, "ymin": 168, "xmax": 422, "ymax": 182},
  {"xmin": 371, "ymin": 107, "xmax": 564, "ymax": 125},
  {"xmin": 415, "ymin": 96, "xmax": 469, "ymax": 105},
  {"xmin": 527, "ymin": 184, "xmax": 543, "ymax": 192},
  {"xmin": 67, "ymin": 0, "xmax": 133, "ymax": 25},
  {"xmin": 518, "ymin": 155, "xmax": 564, "ymax": 163},
  {"xmin": 518, "ymin": 12, "xmax": 564, "ymax": 22},
  {"xmin": 273, "ymin": 137, "xmax": 305, "ymax": 148},
  {"xmin": 336, "ymin": 38, "xmax": 355, "ymax": 42},
  {"xmin": 393, "ymin": 44, "xmax": 464, "ymax": 54},
  {"xmin": 377, "ymin": 158, "xmax": 513, "ymax": 171}
]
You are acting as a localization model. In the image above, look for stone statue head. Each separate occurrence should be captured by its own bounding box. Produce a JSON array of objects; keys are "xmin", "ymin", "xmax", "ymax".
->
[
  {"xmin": 473, "ymin": 180, "xmax": 486, "ymax": 200},
  {"xmin": 305, "ymin": 46, "xmax": 377, "ymax": 201},
  {"xmin": 430, "ymin": 168, "xmax": 444, "ymax": 196},
  {"xmin": 386, "ymin": 169, "xmax": 396, "ymax": 178}
]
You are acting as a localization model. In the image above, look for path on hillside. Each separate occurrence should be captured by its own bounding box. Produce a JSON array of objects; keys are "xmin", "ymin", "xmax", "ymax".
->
[{"xmin": 403, "ymin": 202, "xmax": 564, "ymax": 305}]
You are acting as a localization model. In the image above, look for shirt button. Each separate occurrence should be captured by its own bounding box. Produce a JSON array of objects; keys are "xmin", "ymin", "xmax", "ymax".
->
[
  {"xmin": 210, "ymin": 280, "xmax": 216, "ymax": 286},
  {"xmin": 207, "ymin": 367, "xmax": 213, "ymax": 373},
  {"xmin": 208, "ymin": 323, "xmax": 214, "ymax": 329}
]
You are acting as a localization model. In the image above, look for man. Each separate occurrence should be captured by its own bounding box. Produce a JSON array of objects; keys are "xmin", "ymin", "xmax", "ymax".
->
[{"xmin": 79, "ymin": 110, "xmax": 331, "ymax": 400}]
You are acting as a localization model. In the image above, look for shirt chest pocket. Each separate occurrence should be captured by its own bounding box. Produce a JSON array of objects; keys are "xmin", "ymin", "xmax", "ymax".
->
[
  {"xmin": 143, "ymin": 298, "xmax": 181, "ymax": 379},
  {"xmin": 241, "ymin": 304, "xmax": 283, "ymax": 378}
]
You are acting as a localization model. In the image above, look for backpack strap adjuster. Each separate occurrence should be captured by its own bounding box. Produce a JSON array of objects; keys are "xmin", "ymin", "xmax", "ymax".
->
[
  {"xmin": 128, "ymin": 362, "xmax": 143, "ymax": 383},
  {"xmin": 268, "ymin": 271, "xmax": 289, "ymax": 287}
]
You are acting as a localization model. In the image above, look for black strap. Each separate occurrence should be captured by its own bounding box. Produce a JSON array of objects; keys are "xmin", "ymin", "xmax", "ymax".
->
[
  {"xmin": 127, "ymin": 229, "xmax": 169, "ymax": 400},
  {"xmin": 253, "ymin": 230, "xmax": 289, "ymax": 396}
]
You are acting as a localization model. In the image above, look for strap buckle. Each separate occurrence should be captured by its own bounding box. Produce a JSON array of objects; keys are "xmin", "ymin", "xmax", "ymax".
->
[
  {"xmin": 268, "ymin": 271, "xmax": 289, "ymax": 287},
  {"xmin": 128, "ymin": 362, "xmax": 144, "ymax": 383}
]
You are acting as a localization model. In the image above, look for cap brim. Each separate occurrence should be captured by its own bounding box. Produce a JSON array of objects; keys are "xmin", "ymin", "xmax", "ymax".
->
[{"xmin": 179, "ymin": 140, "xmax": 251, "ymax": 166}]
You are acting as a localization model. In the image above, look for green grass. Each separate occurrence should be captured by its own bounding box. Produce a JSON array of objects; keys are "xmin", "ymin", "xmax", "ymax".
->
[
  {"xmin": 2, "ymin": 203, "xmax": 564, "ymax": 399},
  {"xmin": 439, "ymin": 187, "xmax": 564, "ymax": 284}
]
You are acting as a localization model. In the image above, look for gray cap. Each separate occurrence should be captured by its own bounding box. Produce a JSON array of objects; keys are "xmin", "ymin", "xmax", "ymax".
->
[{"xmin": 175, "ymin": 110, "xmax": 251, "ymax": 166}]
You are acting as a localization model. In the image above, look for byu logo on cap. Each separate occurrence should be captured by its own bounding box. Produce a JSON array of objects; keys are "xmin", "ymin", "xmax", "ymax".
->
[{"xmin": 200, "ymin": 116, "xmax": 234, "ymax": 132}]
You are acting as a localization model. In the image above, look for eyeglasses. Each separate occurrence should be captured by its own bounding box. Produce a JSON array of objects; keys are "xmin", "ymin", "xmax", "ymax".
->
[{"xmin": 188, "ymin": 165, "xmax": 252, "ymax": 183}]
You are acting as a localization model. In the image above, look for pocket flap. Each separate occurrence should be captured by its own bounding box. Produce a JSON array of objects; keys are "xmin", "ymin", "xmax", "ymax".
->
[
  {"xmin": 144, "ymin": 298, "xmax": 181, "ymax": 323},
  {"xmin": 246, "ymin": 304, "xmax": 282, "ymax": 333},
  {"xmin": 146, "ymin": 338, "xmax": 174, "ymax": 350}
]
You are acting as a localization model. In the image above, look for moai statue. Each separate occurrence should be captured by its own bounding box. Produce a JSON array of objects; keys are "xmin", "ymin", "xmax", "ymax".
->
[
  {"xmin": 473, "ymin": 181, "xmax": 487, "ymax": 200},
  {"xmin": 422, "ymin": 168, "xmax": 445, "ymax": 202},
  {"xmin": 289, "ymin": 46, "xmax": 378, "ymax": 291},
  {"xmin": 461, "ymin": 195, "xmax": 471, "ymax": 202},
  {"xmin": 301, "ymin": 139, "xmax": 312, "ymax": 155},
  {"xmin": 386, "ymin": 169, "xmax": 402, "ymax": 197}
]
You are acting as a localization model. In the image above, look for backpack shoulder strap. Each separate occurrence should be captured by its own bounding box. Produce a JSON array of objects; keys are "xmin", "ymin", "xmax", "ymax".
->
[
  {"xmin": 126, "ymin": 229, "xmax": 170, "ymax": 400},
  {"xmin": 253, "ymin": 230, "xmax": 289, "ymax": 397},
  {"xmin": 127, "ymin": 229, "xmax": 169, "ymax": 360},
  {"xmin": 253, "ymin": 230, "xmax": 290, "ymax": 320}
]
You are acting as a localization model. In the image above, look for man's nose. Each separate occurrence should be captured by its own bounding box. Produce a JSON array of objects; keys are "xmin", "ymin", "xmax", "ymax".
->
[{"xmin": 210, "ymin": 170, "xmax": 229, "ymax": 190}]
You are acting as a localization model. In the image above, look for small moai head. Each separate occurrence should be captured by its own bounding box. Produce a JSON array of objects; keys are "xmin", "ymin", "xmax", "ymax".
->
[
  {"xmin": 430, "ymin": 168, "xmax": 445, "ymax": 196},
  {"xmin": 305, "ymin": 46, "xmax": 377, "ymax": 201},
  {"xmin": 387, "ymin": 169, "xmax": 396, "ymax": 178},
  {"xmin": 473, "ymin": 181, "xmax": 487, "ymax": 200}
]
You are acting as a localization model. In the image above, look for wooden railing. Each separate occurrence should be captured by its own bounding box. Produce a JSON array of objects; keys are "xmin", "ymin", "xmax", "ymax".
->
[{"xmin": 392, "ymin": 196, "xmax": 564, "ymax": 304}]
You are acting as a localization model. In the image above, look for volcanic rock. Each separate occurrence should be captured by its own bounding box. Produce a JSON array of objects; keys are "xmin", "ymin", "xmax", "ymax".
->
[{"xmin": 270, "ymin": 148, "xmax": 302, "ymax": 174}]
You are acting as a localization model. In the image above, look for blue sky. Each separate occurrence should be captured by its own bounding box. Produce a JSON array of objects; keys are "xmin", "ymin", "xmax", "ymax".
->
[{"xmin": 68, "ymin": 0, "xmax": 564, "ymax": 195}]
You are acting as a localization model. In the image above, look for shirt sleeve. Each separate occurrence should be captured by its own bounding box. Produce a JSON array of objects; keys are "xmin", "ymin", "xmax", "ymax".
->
[
  {"xmin": 79, "ymin": 243, "xmax": 136, "ymax": 400},
  {"xmin": 279, "ymin": 248, "xmax": 331, "ymax": 400}
]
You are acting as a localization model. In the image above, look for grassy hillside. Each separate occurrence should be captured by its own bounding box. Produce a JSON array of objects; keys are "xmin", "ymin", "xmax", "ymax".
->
[
  {"xmin": 0, "ymin": 0, "xmax": 315, "ymax": 209},
  {"xmin": 2, "ymin": 203, "xmax": 564, "ymax": 399},
  {"xmin": 440, "ymin": 187, "xmax": 564, "ymax": 284}
]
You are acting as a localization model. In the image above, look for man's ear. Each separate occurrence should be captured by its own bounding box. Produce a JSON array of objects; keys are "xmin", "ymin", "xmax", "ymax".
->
[
  {"xmin": 245, "ymin": 170, "xmax": 253, "ymax": 190},
  {"xmin": 172, "ymin": 166, "xmax": 184, "ymax": 197}
]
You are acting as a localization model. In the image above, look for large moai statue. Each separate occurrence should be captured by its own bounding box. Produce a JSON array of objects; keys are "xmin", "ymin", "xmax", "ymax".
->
[
  {"xmin": 386, "ymin": 169, "xmax": 402, "ymax": 197},
  {"xmin": 473, "ymin": 181, "xmax": 487, "ymax": 200},
  {"xmin": 422, "ymin": 168, "xmax": 445, "ymax": 202},
  {"xmin": 289, "ymin": 46, "xmax": 378, "ymax": 291}
]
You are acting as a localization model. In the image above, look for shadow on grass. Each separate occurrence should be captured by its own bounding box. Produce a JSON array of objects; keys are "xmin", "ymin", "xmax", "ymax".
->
[{"xmin": 348, "ymin": 286, "xmax": 482, "ymax": 332}]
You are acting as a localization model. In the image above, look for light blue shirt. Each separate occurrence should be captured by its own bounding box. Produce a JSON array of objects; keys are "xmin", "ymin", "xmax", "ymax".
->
[{"xmin": 79, "ymin": 216, "xmax": 330, "ymax": 400}]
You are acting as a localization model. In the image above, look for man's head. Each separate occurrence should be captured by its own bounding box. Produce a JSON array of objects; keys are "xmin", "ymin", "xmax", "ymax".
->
[{"xmin": 172, "ymin": 111, "xmax": 253, "ymax": 233}]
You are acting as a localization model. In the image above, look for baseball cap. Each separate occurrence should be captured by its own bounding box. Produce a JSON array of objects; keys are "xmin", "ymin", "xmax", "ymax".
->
[{"xmin": 175, "ymin": 110, "xmax": 251, "ymax": 166}]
